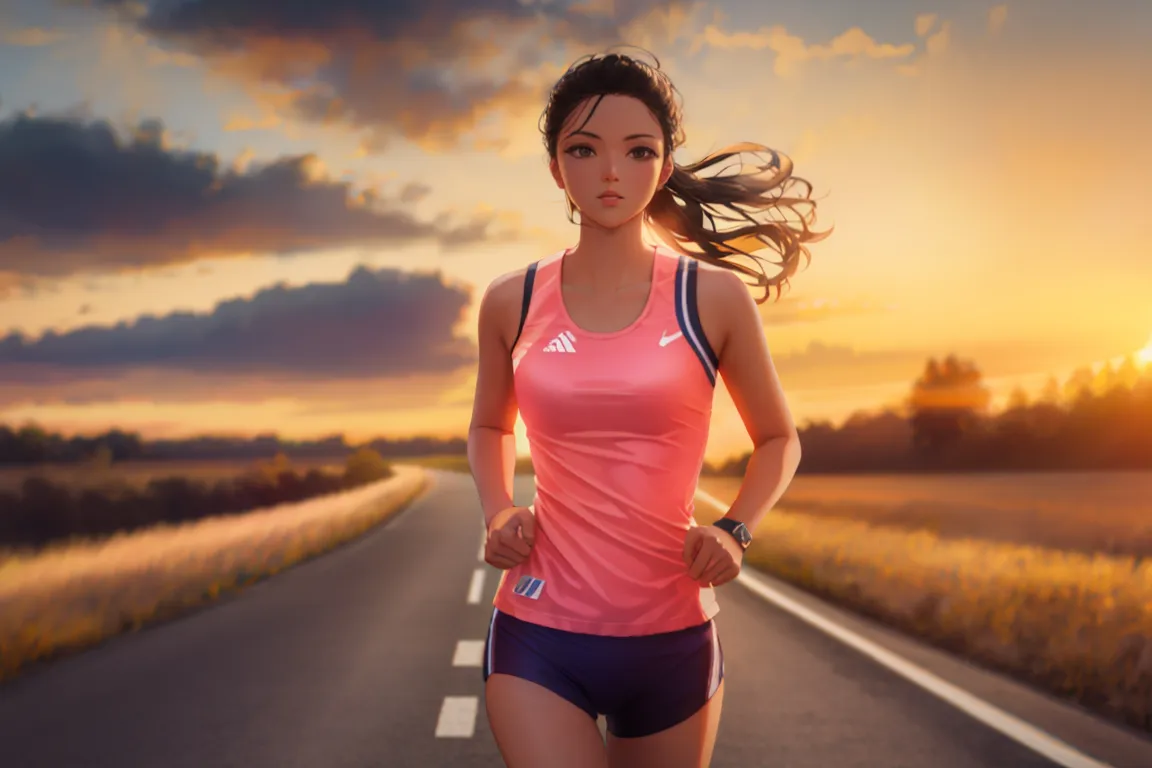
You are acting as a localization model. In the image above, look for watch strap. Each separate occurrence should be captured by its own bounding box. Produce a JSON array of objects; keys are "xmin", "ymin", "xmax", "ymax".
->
[{"xmin": 712, "ymin": 517, "xmax": 751, "ymax": 549}]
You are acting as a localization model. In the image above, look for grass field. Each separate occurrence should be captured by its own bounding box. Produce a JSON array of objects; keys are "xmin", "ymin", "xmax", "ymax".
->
[
  {"xmin": 697, "ymin": 471, "xmax": 1152, "ymax": 735},
  {"xmin": 0, "ymin": 467, "xmax": 429, "ymax": 684},
  {"xmin": 699, "ymin": 471, "xmax": 1152, "ymax": 558}
]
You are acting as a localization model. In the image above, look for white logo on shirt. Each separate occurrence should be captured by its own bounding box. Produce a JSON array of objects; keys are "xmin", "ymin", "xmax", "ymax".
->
[
  {"xmin": 543, "ymin": 330, "xmax": 577, "ymax": 353},
  {"xmin": 659, "ymin": 330, "xmax": 683, "ymax": 347}
]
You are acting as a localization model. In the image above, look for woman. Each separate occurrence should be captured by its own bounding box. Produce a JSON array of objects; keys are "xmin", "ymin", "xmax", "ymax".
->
[{"xmin": 467, "ymin": 49, "xmax": 829, "ymax": 768}]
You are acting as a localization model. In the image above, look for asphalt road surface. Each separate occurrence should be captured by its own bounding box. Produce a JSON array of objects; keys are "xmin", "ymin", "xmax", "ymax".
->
[{"xmin": 2, "ymin": 470, "xmax": 1151, "ymax": 768}]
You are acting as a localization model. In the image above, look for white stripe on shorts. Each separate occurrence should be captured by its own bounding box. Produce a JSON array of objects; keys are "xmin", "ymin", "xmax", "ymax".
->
[
  {"xmin": 485, "ymin": 608, "xmax": 499, "ymax": 678},
  {"xmin": 707, "ymin": 623, "xmax": 723, "ymax": 698}
]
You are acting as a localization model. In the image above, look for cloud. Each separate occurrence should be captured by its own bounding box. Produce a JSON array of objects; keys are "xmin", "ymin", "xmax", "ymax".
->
[
  {"xmin": 0, "ymin": 25, "xmax": 70, "ymax": 47},
  {"xmin": 914, "ymin": 14, "xmax": 937, "ymax": 38},
  {"xmin": 77, "ymin": 0, "xmax": 703, "ymax": 153},
  {"xmin": 770, "ymin": 340, "xmax": 927, "ymax": 391},
  {"xmin": 690, "ymin": 17, "xmax": 916, "ymax": 77},
  {"xmin": 760, "ymin": 295, "xmax": 894, "ymax": 325},
  {"xmin": 0, "ymin": 109, "xmax": 526, "ymax": 288},
  {"xmin": 988, "ymin": 5, "xmax": 1008, "ymax": 37},
  {"xmin": 0, "ymin": 265, "xmax": 478, "ymax": 407},
  {"xmin": 400, "ymin": 182, "xmax": 433, "ymax": 204},
  {"xmin": 924, "ymin": 20, "xmax": 951, "ymax": 57},
  {"xmin": 769, "ymin": 335, "xmax": 1134, "ymax": 400}
]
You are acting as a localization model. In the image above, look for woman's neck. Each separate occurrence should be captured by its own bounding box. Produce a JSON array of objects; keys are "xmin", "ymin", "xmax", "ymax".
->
[{"xmin": 564, "ymin": 215, "xmax": 655, "ymax": 291}]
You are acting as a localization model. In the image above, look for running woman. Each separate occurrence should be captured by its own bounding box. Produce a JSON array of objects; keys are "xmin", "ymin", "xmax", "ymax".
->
[{"xmin": 468, "ymin": 49, "xmax": 829, "ymax": 768}]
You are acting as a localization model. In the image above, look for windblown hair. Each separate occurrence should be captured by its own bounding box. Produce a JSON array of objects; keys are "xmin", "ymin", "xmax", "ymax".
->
[{"xmin": 540, "ymin": 48, "xmax": 831, "ymax": 303}]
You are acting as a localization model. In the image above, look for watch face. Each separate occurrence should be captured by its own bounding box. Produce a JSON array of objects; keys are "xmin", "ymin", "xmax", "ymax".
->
[{"xmin": 717, "ymin": 519, "xmax": 751, "ymax": 547}]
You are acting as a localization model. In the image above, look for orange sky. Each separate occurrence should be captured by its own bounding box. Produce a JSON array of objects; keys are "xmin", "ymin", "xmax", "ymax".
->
[{"xmin": 0, "ymin": 1, "xmax": 1149, "ymax": 461}]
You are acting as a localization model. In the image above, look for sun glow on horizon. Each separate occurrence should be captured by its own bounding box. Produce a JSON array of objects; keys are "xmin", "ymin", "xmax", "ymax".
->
[{"xmin": 1139, "ymin": 336, "xmax": 1152, "ymax": 366}]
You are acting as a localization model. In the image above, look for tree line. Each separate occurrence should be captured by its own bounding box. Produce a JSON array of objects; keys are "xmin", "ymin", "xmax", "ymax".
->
[
  {"xmin": 0, "ymin": 427, "xmax": 464, "ymax": 466},
  {"xmin": 0, "ymin": 448, "xmax": 393, "ymax": 553},
  {"xmin": 0, "ymin": 352, "xmax": 1148, "ymax": 480},
  {"xmin": 709, "ymin": 353, "xmax": 1152, "ymax": 475}
]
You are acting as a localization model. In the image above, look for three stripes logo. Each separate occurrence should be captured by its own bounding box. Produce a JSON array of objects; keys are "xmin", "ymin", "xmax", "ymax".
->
[
  {"xmin": 542, "ymin": 330, "xmax": 576, "ymax": 353},
  {"xmin": 513, "ymin": 575, "xmax": 545, "ymax": 600}
]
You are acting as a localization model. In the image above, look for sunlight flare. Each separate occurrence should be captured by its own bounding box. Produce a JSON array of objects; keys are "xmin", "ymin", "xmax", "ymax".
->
[{"xmin": 1138, "ymin": 334, "xmax": 1152, "ymax": 366}]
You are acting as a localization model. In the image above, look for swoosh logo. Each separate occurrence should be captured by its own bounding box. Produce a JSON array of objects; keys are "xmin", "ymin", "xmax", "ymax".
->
[{"xmin": 659, "ymin": 330, "xmax": 683, "ymax": 347}]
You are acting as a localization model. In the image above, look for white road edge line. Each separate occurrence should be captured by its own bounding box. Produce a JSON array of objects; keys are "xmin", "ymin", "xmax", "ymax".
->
[
  {"xmin": 435, "ymin": 696, "xmax": 479, "ymax": 738},
  {"xmin": 467, "ymin": 569, "xmax": 486, "ymax": 605},
  {"xmin": 694, "ymin": 488, "xmax": 1115, "ymax": 768}
]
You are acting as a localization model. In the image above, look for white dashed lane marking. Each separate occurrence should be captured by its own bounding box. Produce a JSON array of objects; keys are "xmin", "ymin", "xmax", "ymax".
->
[
  {"xmin": 435, "ymin": 696, "xmax": 479, "ymax": 738},
  {"xmin": 434, "ymin": 531, "xmax": 492, "ymax": 739},
  {"xmin": 467, "ymin": 569, "xmax": 486, "ymax": 604},
  {"xmin": 453, "ymin": 640, "xmax": 485, "ymax": 668}
]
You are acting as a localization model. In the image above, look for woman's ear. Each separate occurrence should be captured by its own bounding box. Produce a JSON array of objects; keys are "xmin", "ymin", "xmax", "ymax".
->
[
  {"xmin": 550, "ymin": 157, "xmax": 564, "ymax": 189},
  {"xmin": 659, "ymin": 156, "xmax": 674, "ymax": 188}
]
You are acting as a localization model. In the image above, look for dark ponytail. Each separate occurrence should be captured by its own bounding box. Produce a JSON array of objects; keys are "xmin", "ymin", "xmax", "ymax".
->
[{"xmin": 542, "ymin": 48, "xmax": 831, "ymax": 304}]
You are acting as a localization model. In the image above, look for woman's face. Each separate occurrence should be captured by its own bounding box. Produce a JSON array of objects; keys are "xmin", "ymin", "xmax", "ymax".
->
[{"xmin": 550, "ymin": 94, "xmax": 673, "ymax": 229}]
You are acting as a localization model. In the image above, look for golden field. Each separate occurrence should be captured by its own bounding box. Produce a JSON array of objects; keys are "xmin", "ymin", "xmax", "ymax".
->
[
  {"xmin": 0, "ymin": 465, "xmax": 430, "ymax": 683},
  {"xmin": 696, "ymin": 473, "xmax": 1152, "ymax": 734},
  {"xmin": 702, "ymin": 472, "xmax": 1152, "ymax": 557}
]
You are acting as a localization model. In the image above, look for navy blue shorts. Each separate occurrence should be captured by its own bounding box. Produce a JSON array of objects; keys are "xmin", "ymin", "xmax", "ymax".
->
[{"xmin": 482, "ymin": 608, "xmax": 724, "ymax": 738}]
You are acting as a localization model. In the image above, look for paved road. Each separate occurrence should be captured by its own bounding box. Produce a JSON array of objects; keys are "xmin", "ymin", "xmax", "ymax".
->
[{"xmin": 1, "ymin": 470, "xmax": 1150, "ymax": 767}]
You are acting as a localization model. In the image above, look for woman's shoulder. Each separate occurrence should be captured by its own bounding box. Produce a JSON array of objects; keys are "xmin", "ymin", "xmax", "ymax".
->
[
  {"xmin": 483, "ymin": 263, "xmax": 533, "ymax": 306},
  {"xmin": 693, "ymin": 258, "xmax": 749, "ymax": 310},
  {"xmin": 478, "ymin": 256, "xmax": 555, "ymax": 345},
  {"xmin": 690, "ymin": 258, "xmax": 759, "ymax": 357}
]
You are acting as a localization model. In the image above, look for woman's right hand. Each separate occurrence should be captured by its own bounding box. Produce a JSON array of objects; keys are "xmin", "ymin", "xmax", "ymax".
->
[{"xmin": 484, "ymin": 506, "xmax": 536, "ymax": 569}]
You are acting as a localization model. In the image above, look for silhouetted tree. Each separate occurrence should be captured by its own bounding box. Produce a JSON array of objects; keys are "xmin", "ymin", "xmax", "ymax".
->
[{"xmin": 908, "ymin": 354, "xmax": 992, "ymax": 457}]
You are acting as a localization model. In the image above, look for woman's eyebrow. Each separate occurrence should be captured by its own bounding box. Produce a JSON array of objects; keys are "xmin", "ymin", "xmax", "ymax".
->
[{"xmin": 564, "ymin": 130, "xmax": 658, "ymax": 141}]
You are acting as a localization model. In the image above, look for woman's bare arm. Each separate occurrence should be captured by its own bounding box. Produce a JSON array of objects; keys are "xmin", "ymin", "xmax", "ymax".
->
[
  {"xmin": 467, "ymin": 270, "xmax": 527, "ymax": 528},
  {"xmin": 699, "ymin": 267, "xmax": 802, "ymax": 532}
]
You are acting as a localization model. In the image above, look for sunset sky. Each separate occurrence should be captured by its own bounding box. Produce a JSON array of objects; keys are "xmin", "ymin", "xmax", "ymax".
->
[{"xmin": 0, "ymin": 0, "xmax": 1149, "ymax": 462}]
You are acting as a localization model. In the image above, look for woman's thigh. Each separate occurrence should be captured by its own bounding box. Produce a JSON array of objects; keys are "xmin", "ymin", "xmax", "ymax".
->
[
  {"xmin": 605, "ymin": 678, "xmax": 725, "ymax": 768},
  {"xmin": 486, "ymin": 673, "xmax": 609, "ymax": 768}
]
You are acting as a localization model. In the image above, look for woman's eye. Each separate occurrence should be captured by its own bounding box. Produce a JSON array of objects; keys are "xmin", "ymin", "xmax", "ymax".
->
[{"xmin": 564, "ymin": 145, "xmax": 656, "ymax": 159}]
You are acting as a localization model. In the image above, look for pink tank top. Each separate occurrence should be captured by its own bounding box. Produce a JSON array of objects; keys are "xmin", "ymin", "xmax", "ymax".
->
[{"xmin": 492, "ymin": 243, "xmax": 722, "ymax": 636}]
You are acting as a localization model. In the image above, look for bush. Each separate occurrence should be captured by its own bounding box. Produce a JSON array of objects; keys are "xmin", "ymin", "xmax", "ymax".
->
[{"xmin": 343, "ymin": 448, "xmax": 393, "ymax": 486}]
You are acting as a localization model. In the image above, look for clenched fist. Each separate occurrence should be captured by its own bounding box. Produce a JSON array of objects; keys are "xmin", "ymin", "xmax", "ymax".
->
[
  {"xmin": 683, "ymin": 524, "xmax": 744, "ymax": 587},
  {"xmin": 484, "ymin": 506, "xmax": 536, "ymax": 570}
]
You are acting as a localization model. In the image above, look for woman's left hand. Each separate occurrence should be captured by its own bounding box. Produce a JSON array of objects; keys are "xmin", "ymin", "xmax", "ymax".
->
[{"xmin": 683, "ymin": 525, "xmax": 744, "ymax": 588}]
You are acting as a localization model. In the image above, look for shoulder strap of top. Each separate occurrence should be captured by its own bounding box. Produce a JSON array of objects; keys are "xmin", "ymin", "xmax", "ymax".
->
[
  {"xmin": 674, "ymin": 255, "xmax": 720, "ymax": 386},
  {"xmin": 509, "ymin": 261, "xmax": 539, "ymax": 356}
]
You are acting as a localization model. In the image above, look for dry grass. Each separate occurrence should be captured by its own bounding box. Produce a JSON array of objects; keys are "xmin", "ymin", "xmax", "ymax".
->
[
  {"xmin": 696, "ymin": 476, "xmax": 1152, "ymax": 734},
  {"xmin": 700, "ymin": 472, "xmax": 1152, "ymax": 558},
  {"xmin": 0, "ymin": 465, "xmax": 430, "ymax": 683}
]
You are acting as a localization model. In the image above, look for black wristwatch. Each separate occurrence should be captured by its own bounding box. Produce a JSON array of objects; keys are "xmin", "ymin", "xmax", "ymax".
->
[{"xmin": 712, "ymin": 518, "xmax": 752, "ymax": 550}]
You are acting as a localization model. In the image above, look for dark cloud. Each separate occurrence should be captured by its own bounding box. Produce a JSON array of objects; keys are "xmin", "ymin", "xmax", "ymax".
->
[
  {"xmin": 399, "ymin": 182, "xmax": 433, "ymax": 204},
  {"xmin": 0, "ymin": 265, "xmax": 476, "ymax": 389},
  {"xmin": 79, "ymin": 0, "xmax": 697, "ymax": 150},
  {"xmin": 0, "ymin": 110, "xmax": 522, "ymax": 285}
]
